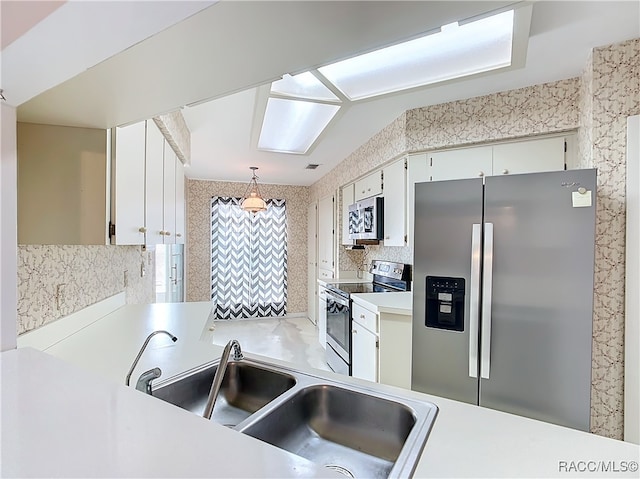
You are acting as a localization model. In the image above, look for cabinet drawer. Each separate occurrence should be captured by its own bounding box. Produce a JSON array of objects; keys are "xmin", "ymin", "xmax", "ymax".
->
[{"xmin": 352, "ymin": 303, "xmax": 378, "ymax": 333}]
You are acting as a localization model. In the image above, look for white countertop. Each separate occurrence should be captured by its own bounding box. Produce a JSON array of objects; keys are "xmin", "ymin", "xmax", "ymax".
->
[
  {"xmin": 317, "ymin": 277, "xmax": 372, "ymax": 287},
  {"xmin": 0, "ymin": 347, "xmax": 332, "ymax": 478},
  {"xmin": 6, "ymin": 302, "xmax": 639, "ymax": 477},
  {"xmin": 351, "ymin": 291, "xmax": 412, "ymax": 316},
  {"xmin": 42, "ymin": 301, "xmax": 222, "ymax": 384}
]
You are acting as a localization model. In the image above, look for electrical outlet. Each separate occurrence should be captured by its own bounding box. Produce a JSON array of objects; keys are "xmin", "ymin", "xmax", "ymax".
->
[{"xmin": 123, "ymin": 270, "xmax": 128, "ymax": 288}]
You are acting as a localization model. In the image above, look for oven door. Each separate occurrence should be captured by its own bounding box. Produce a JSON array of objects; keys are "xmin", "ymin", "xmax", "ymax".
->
[{"xmin": 325, "ymin": 290, "xmax": 351, "ymax": 374}]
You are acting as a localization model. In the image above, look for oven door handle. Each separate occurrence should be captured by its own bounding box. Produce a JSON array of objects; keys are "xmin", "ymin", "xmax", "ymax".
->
[{"xmin": 326, "ymin": 291, "xmax": 349, "ymax": 307}]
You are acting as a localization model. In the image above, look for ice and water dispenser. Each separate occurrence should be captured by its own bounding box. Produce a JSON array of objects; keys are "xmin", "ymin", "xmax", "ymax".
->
[{"xmin": 425, "ymin": 276, "xmax": 465, "ymax": 331}]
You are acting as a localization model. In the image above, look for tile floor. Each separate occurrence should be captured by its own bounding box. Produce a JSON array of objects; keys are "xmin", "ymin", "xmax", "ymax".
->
[{"xmin": 202, "ymin": 315, "xmax": 331, "ymax": 372}]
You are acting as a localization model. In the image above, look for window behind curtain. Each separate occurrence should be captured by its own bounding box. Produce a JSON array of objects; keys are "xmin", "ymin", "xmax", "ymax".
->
[{"xmin": 211, "ymin": 196, "xmax": 287, "ymax": 319}]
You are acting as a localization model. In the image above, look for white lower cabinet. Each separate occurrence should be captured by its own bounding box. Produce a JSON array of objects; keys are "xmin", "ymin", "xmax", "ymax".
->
[
  {"xmin": 352, "ymin": 299, "xmax": 412, "ymax": 389},
  {"xmin": 351, "ymin": 302, "xmax": 379, "ymax": 382},
  {"xmin": 318, "ymin": 284, "xmax": 327, "ymax": 349},
  {"xmin": 351, "ymin": 319, "xmax": 378, "ymax": 382}
]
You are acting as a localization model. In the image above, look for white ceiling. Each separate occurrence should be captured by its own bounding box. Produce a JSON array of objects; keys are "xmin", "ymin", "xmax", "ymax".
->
[{"xmin": 10, "ymin": 1, "xmax": 640, "ymax": 186}]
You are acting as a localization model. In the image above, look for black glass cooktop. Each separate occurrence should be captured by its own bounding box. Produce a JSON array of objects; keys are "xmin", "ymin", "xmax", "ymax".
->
[{"xmin": 326, "ymin": 282, "xmax": 375, "ymax": 295}]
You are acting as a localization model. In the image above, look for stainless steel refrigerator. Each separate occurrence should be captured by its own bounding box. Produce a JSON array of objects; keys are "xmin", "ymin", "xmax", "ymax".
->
[{"xmin": 411, "ymin": 169, "xmax": 597, "ymax": 431}]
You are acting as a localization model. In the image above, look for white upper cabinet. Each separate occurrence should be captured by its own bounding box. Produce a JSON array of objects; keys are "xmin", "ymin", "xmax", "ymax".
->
[
  {"xmin": 428, "ymin": 135, "xmax": 568, "ymax": 182},
  {"xmin": 110, "ymin": 119, "xmax": 186, "ymax": 246},
  {"xmin": 492, "ymin": 136, "xmax": 566, "ymax": 175},
  {"xmin": 406, "ymin": 153, "xmax": 429, "ymax": 251},
  {"xmin": 145, "ymin": 120, "xmax": 165, "ymax": 245},
  {"xmin": 354, "ymin": 170, "xmax": 383, "ymax": 201},
  {"xmin": 382, "ymin": 158, "xmax": 406, "ymax": 246},
  {"xmin": 341, "ymin": 183, "xmax": 355, "ymax": 245},
  {"xmin": 111, "ymin": 122, "xmax": 146, "ymax": 245},
  {"xmin": 174, "ymin": 158, "xmax": 186, "ymax": 244},
  {"xmin": 429, "ymin": 146, "xmax": 493, "ymax": 181},
  {"xmin": 162, "ymin": 141, "xmax": 177, "ymax": 243}
]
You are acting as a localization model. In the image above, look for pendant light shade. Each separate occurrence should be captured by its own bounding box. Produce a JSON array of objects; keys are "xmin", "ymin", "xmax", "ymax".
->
[{"xmin": 241, "ymin": 167, "xmax": 267, "ymax": 213}]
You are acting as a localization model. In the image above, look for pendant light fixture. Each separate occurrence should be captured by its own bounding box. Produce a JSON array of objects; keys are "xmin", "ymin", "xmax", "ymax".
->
[{"xmin": 240, "ymin": 166, "xmax": 267, "ymax": 213}]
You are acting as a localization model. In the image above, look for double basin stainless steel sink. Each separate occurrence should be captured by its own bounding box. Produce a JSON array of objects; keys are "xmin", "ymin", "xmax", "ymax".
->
[{"xmin": 152, "ymin": 358, "xmax": 438, "ymax": 478}]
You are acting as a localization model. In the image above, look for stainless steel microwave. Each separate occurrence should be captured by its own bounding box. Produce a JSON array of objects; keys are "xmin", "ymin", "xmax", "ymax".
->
[{"xmin": 348, "ymin": 196, "xmax": 384, "ymax": 240}]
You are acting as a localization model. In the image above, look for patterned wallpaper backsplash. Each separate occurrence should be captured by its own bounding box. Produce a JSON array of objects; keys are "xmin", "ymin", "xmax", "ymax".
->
[
  {"xmin": 186, "ymin": 179, "xmax": 309, "ymax": 315},
  {"xmin": 311, "ymin": 38, "xmax": 639, "ymax": 440},
  {"xmin": 17, "ymin": 245, "xmax": 154, "ymax": 334}
]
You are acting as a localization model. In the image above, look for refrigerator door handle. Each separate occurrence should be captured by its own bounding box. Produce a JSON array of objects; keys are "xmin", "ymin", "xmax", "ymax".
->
[
  {"xmin": 480, "ymin": 222, "xmax": 494, "ymax": 379},
  {"xmin": 468, "ymin": 223, "xmax": 482, "ymax": 378}
]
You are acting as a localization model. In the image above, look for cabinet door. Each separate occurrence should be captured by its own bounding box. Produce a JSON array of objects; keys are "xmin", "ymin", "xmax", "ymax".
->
[
  {"xmin": 308, "ymin": 202, "xmax": 318, "ymax": 325},
  {"xmin": 162, "ymin": 141, "xmax": 177, "ymax": 244},
  {"xmin": 355, "ymin": 171, "xmax": 383, "ymax": 201},
  {"xmin": 352, "ymin": 320, "xmax": 378, "ymax": 382},
  {"xmin": 429, "ymin": 146, "xmax": 492, "ymax": 181},
  {"xmin": 492, "ymin": 136, "xmax": 566, "ymax": 176},
  {"xmin": 317, "ymin": 194, "xmax": 334, "ymax": 272},
  {"xmin": 406, "ymin": 154, "xmax": 429, "ymax": 251},
  {"xmin": 111, "ymin": 122, "xmax": 146, "ymax": 245},
  {"xmin": 174, "ymin": 158, "xmax": 185, "ymax": 244},
  {"xmin": 341, "ymin": 184, "xmax": 354, "ymax": 245},
  {"xmin": 318, "ymin": 285, "xmax": 327, "ymax": 348},
  {"xmin": 145, "ymin": 120, "xmax": 165, "ymax": 245},
  {"xmin": 383, "ymin": 159, "xmax": 406, "ymax": 246}
]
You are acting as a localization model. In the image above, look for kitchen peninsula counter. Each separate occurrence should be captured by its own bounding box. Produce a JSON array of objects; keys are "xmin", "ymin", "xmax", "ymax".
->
[
  {"xmin": 4, "ymin": 302, "xmax": 639, "ymax": 478},
  {"xmin": 351, "ymin": 290, "xmax": 412, "ymax": 315}
]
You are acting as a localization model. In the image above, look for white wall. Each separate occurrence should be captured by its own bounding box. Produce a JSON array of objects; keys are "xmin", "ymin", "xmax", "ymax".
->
[
  {"xmin": 1, "ymin": 104, "xmax": 18, "ymax": 351},
  {"xmin": 625, "ymin": 115, "xmax": 639, "ymax": 444}
]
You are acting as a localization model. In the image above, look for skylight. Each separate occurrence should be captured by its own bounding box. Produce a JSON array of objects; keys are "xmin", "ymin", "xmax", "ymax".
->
[
  {"xmin": 258, "ymin": 98, "xmax": 340, "ymax": 154},
  {"xmin": 318, "ymin": 9, "xmax": 515, "ymax": 101},
  {"xmin": 255, "ymin": 7, "xmax": 525, "ymax": 154},
  {"xmin": 271, "ymin": 72, "xmax": 339, "ymax": 101}
]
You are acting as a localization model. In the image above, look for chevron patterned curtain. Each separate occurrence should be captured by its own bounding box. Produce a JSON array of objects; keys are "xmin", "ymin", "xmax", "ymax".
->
[{"xmin": 210, "ymin": 197, "xmax": 288, "ymax": 319}]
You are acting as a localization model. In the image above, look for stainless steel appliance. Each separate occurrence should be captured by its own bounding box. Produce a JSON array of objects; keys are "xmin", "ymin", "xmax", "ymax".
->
[
  {"xmin": 412, "ymin": 169, "xmax": 597, "ymax": 431},
  {"xmin": 325, "ymin": 260, "xmax": 411, "ymax": 375},
  {"xmin": 348, "ymin": 197, "xmax": 384, "ymax": 241}
]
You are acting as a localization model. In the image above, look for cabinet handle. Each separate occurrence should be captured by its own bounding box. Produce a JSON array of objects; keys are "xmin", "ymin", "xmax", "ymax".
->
[
  {"xmin": 159, "ymin": 231, "xmax": 165, "ymax": 236},
  {"xmin": 360, "ymin": 314, "xmax": 365, "ymax": 319},
  {"xmin": 176, "ymin": 233, "xmax": 182, "ymax": 238},
  {"xmin": 478, "ymin": 171, "xmax": 485, "ymax": 177},
  {"xmin": 385, "ymin": 236, "xmax": 390, "ymax": 240},
  {"xmin": 138, "ymin": 227, "xmax": 147, "ymax": 233},
  {"xmin": 352, "ymin": 329, "xmax": 357, "ymax": 334},
  {"xmin": 361, "ymin": 190, "xmax": 365, "ymax": 194},
  {"xmin": 165, "ymin": 231, "xmax": 172, "ymax": 236},
  {"xmin": 502, "ymin": 169, "xmax": 509, "ymax": 175}
]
